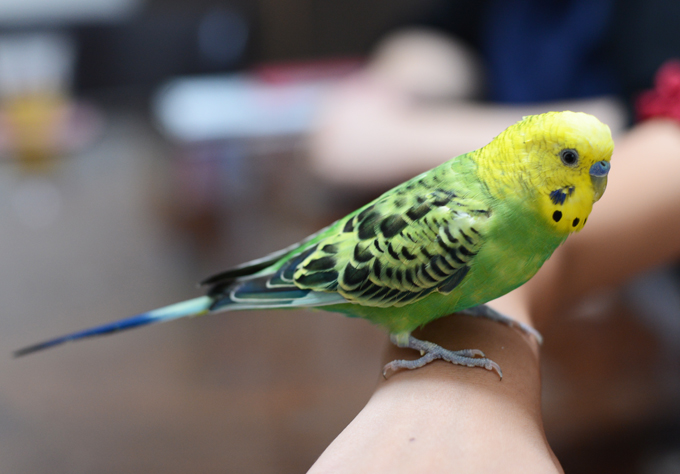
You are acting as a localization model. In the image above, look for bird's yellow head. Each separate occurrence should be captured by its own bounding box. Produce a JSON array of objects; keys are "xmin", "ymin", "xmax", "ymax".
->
[{"xmin": 476, "ymin": 111, "xmax": 614, "ymax": 235}]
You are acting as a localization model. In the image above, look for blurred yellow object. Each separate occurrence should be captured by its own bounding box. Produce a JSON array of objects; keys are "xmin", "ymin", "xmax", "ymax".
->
[{"xmin": 2, "ymin": 92, "xmax": 68, "ymax": 172}]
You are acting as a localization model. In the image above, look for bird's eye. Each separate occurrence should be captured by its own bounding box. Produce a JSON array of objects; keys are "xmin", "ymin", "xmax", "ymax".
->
[{"xmin": 560, "ymin": 149, "xmax": 579, "ymax": 166}]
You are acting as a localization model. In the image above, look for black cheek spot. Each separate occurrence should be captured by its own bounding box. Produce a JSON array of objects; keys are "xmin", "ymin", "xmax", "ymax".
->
[
  {"xmin": 572, "ymin": 217, "xmax": 580, "ymax": 227},
  {"xmin": 552, "ymin": 211, "xmax": 563, "ymax": 223},
  {"xmin": 584, "ymin": 217, "xmax": 588, "ymax": 225}
]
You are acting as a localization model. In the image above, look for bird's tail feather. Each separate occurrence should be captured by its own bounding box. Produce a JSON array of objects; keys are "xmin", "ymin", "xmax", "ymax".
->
[{"xmin": 14, "ymin": 296, "xmax": 212, "ymax": 357}]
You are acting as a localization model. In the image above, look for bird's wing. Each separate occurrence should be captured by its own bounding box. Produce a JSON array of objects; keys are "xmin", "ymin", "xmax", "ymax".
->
[
  {"xmin": 200, "ymin": 224, "xmax": 333, "ymax": 287},
  {"xmin": 293, "ymin": 183, "xmax": 492, "ymax": 308},
  {"xmin": 206, "ymin": 158, "xmax": 492, "ymax": 312}
]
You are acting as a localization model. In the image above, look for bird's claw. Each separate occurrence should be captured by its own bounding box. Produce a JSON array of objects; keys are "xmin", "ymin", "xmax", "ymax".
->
[{"xmin": 383, "ymin": 335, "xmax": 502, "ymax": 380}]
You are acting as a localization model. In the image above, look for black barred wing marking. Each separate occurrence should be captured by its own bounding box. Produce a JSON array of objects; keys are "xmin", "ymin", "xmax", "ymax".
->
[
  {"xmin": 208, "ymin": 243, "xmax": 345, "ymax": 312},
  {"xmin": 293, "ymin": 180, "xmax": 491, "ymax": 308},
  {"xmin": 206, "ymin": 167, "xmax": 490, "ymax": 312},
  {"xmin": 201, "ymin": 224, "xmax": 333, "ymax": 288}
]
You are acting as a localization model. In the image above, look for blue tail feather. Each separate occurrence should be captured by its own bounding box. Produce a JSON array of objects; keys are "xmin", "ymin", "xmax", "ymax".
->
[{"xmin": 14, "ymin": 296, "xmax": 211, "ymax": 357}]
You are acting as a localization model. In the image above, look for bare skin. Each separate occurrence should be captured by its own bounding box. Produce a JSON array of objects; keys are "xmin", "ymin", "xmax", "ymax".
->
[{"xmin": 309, "ymin": 289, "xmax": 563, "ymax": 474}]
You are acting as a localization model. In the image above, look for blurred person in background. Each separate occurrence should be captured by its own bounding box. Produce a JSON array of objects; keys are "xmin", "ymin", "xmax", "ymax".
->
[{"xmin": 308, "ymin": 0, "xmax": 680, "ymax": 471}]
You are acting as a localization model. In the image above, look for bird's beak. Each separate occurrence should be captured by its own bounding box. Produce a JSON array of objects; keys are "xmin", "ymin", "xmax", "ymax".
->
[{"xmin": 589, "ymin": 160, "xmax": 610, "ymax": 202}]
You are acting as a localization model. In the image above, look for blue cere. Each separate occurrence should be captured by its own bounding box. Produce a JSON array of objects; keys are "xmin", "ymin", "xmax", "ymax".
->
[{"xmin": 589, "ymin": 160, "xmax": 610, "ymax": 177}]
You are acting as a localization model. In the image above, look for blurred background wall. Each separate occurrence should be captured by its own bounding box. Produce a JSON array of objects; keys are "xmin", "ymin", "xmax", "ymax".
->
[
  {"xmin": 0, "ymin": 2, "xmax": 429, "ymax": 473},
  {"xmin": 1, "ymin": 0, "xmax": 679, "ymax": 473}
]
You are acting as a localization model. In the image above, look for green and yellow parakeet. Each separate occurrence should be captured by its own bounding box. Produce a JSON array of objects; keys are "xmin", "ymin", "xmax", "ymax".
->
[{"xmin": 15, "ymin": 111, "xmax": 613, "ymax": 379}]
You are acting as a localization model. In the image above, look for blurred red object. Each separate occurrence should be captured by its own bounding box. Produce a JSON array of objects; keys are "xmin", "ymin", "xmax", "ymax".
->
[{"xmin": 636, "ymin": 59, "xmax": 680, "ymax": 122}]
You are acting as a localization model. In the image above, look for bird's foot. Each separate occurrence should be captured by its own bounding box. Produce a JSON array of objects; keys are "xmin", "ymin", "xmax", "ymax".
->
[
  {"xmin": 459, "ymin": 304, "xmax": 543, "ymax": 345},
  {"xmin": 383, "ymin": 334, "xmax": 502, "ymax": 380}
]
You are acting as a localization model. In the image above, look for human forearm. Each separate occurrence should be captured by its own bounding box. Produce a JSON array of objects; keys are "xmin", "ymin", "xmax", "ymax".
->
[
  {"xmin": 310, "ymin": 91, "xmax": 625, "ymax": 188},
  {"xmin": 310, "ymin": 291, "xmax": 562, "ymax": 473}
]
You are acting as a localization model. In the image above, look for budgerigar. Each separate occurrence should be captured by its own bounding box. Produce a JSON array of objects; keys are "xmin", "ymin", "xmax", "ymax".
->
[{"xmin": 15, "ymin": 111, "xmax": 614, "ymax": 379}]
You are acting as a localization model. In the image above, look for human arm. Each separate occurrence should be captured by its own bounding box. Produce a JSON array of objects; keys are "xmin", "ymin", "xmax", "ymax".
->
[
  {"xmin": 308, "ymin": 29, "xmax": 626, "ymax": 188},
  {"xmin": 309, "ymin": 289, "xmax": 563, "ymax": 474}
]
